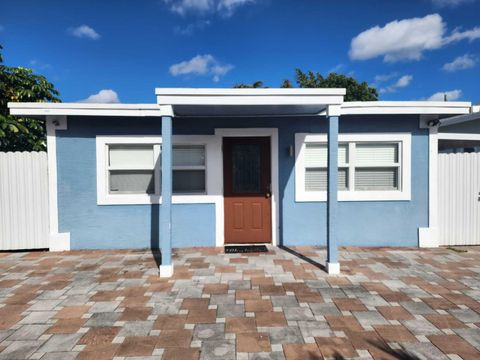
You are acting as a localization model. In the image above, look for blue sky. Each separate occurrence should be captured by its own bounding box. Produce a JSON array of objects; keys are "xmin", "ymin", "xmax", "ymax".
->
[{"xmin": 1, "ymin": 0, "xmax": 479, "ymax": 104}]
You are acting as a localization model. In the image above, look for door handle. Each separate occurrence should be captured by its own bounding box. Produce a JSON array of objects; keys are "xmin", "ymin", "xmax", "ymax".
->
[{"xmin": 265, "ymin": 192, "xmax": 272, "ymax": 199}]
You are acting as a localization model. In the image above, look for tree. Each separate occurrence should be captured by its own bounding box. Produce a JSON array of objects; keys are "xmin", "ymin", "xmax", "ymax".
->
[
  {"xmin": 0, "ymin": 45, "xmax": 60, "ymax": 152},
  {"xmin": 294, "ymin": 69, "xmax": 378, "ymax": 101},
  {"xmin": 233, "ymin": 81, "xmax": 265, "ymax": 88},
  {"xmin": 280, "ymin": 79, "xmax": 294, "ymax": 88},
  {"xmin": 233, "ymin": 70, "xmax": 379, "ymax": 102}
]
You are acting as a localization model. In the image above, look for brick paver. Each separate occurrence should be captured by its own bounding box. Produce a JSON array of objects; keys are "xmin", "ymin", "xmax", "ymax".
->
[{"xmin": 0, "ymin": 246, "xmax": 479, "ymax": 359}]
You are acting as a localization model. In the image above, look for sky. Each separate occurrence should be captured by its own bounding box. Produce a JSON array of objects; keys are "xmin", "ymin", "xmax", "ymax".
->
[{"xmin": 1, "ymin": 0, "xmax": 479, "ymax": 104}]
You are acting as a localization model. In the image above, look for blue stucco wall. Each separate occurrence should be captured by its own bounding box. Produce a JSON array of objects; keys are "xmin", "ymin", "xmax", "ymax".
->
[{"xmin": 56, "ymin": 115, "xmax": 428, "ymax": 249}]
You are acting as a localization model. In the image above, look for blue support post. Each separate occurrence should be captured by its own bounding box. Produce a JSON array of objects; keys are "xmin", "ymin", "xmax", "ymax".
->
[
  {"xmin": 327, "ymin": 113, "xmax": 340, "ymax": 274},
  {"xmin": 160, "ymin": 115, "xmax": 173, "ymax": 277}
]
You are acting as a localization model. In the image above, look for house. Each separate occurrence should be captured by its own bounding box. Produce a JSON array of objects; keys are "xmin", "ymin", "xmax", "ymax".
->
[{"xmin": 8, "ymin": 89, "xmax": 480, "ymax": 276}]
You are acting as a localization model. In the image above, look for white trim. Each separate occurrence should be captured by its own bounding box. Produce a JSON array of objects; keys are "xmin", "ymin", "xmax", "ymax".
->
[
  {"xmin": 8, "ymin": 103, "xmax": 171, "ymax": 117},
  {"xmin": 46, "ymin": 116, "xmax": 71, "ymax": 251},
  {"xmin": 340, "ymin": 101, "xmax": 472, "ymax": 115},
  {"xmin": 49, "ymin": 233, "xmax": 71, "ymax": 252},
  {"xmin": 327, "ymin": 105, "xmax": 341, "ymax": 117},
  {"xmin": 438, "ymin": 133, "xmax": 480, "ymax": 141},
  {"xmin": 295, "ymin": 133, "xmax": 412, "ymax": 202},
  {"xmin": 326, "ymin": 262, "xmax": 340, "ymax": 275},
  {"xmin": 214, "ymin": 128, "xmax": 279, "ymax": 247},
  {"xmin": 159, "ymin": 264, "xmax": 174, "ymax": 278},
  {"xmin": 155, "ymin": 88, "xmax": 347, "ymax": 96},
  {"xmin": 156, "ymin": 88, "xmax": 345, "ymax": 106},
  {"xmin": 419, "ymin": 126, "xmax": 439, "ymax": 248},
  {"xmin": 96, "ymin": 135, "xmax": 221, "ymax": 205}
]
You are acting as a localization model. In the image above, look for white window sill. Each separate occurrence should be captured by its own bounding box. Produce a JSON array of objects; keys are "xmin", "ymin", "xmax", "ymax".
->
[
  {"xmin": 296, "ymin": 190, "xmax": 411, "ymax": 202},
  {"xmin": 97, "ymin": 194, "xmax": 217, "ymax": 205}
]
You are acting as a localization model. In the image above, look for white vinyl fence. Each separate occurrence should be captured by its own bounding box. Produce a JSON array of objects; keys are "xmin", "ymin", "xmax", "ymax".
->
[
  {"xmin": 439, "ymin": 152, "xmax": 480, "ymax": 246},
  {"xmin": 0, "ymin": 152, "xmax": 49, "ymax": 250}
]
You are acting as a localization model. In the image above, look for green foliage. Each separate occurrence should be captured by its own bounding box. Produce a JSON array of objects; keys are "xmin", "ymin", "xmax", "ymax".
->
[
  {"xmin": 280, "ymin": 79, "xmax": 294, "ymax": 88},
  {"xmin": 294, "ymin": 69, "xmax": 378, "ymax": 101},
  {"xmin": 233, "ymin": 81, "xmax": 265, "ymax": 88},
  {"xmin": 0, "ymin": 45, "xmax": 60, "ymax": 151},
  {"xmin": 233, "ymin": 70, "xmax": 379, "ymax": 102}
]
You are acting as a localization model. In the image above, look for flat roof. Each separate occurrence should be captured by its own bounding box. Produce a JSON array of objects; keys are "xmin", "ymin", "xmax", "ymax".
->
[
  {"xmin": 8, "ymin": 102, "xmax": 162, "ymax": 117},
  {"xmin": 8, "ymin": 90, "xmax": 474, "ymax": 118},
  {"xmin": 340, "ymin": 101, "xmax": 472, "ymax": 115}
]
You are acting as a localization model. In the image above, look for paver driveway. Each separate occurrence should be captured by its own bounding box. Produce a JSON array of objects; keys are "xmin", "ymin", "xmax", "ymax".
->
[{"xmin": 0, "ymin": 246, "xmax": 479, "ymax": 359}]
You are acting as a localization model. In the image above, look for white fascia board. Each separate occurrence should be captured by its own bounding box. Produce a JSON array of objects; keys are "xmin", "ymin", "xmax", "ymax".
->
[
  {"xmin": 8, "ymin": 102, "xmax": 164, "ymax": 117},
  {"xmin": 155, "ymin": 88, "xmax": 347, "ymax": 96},
  {"xmin": 157, "ymin": 95, "xmax": 345, "ymax": 106},
  {"xmin": 341, "ymin": 101, "xmax": 472, "ymax": 115},
  {"xmin": 155, "ymin": 88, "xmax": 346, "ymax": 106}
]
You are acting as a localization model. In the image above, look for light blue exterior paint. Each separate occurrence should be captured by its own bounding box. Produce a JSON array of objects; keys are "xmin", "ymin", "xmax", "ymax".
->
[
  {"xmin": 160, "ymin": 116, "xmax": 172, "ymax": 265},
  {"xmin": 56, "ymin": 117, "xmax": 215, "ymax": 250},
  {"xmin": 56, "ymin": 114, "xmax": 429, "ymax": 250},
  {"xmin": 327, "ymin": 115, "xmax": 339, "ymax": 263}
]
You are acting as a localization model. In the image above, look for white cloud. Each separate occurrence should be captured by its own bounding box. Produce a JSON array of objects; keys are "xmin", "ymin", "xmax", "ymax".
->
[
  {"xmin": 169, "ymin": 54, "xmax": 233, "ymax": 82},
  {"xmin": 374, "ymin": 72, "xmax": 399, "ymax": 83},
  {"xmin": 217, "ymin": 0, "xmax": 255, "ymax": 17},
  {"xmin": 174, "ymin": 20, "xmax": 211, "ymax": 35},
  {"xmin": 380, "ymin": 75, "xmax": 413, "ymax": 93},
  {"xmin": 349, "ymin": 14, "xmax": 480, "ymax": 62},
  {"xmin": 163, "ymin": 0, "xmax": 254, "ymax": 17},
  {"xmin": 80, "ymin": 89, "xmax": 120, "ymax": 103},
  {"xmin": 427, "ymin": 89, "xmax": 462, "ymax": 101},
  {"xmin": 442, "ymin": 54, "xmax": 477, "ymax": 72},
  {"xmin": 444, "ymin": 26, "xmax": 480, "ymax": 44},
  {"xmin": 69, "ymin": 25, "xmax": 100, "ymax": 40},
  {"xmin": 432, "ymin": 0, "xmax": 474, "ymax": 7}
]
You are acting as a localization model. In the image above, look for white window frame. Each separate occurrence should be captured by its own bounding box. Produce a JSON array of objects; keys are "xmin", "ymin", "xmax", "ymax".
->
[
  {"xmin": 295, "ymin": 133, "xmax": 411, "ymax": 202},
  {"xmin": 96, "ymin": 135, "xmax": 220, "ymax": 205}
]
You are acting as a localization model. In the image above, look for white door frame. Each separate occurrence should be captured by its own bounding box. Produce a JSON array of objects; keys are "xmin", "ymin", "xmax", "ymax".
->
[{"xmin": 214, "ymin": 128, "xmax": 279, "ymax": 247}]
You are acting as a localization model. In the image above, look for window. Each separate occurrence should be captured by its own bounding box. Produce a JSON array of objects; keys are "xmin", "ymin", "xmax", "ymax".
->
[
  {"xmin": 304, "ymin": 143, "xmax": 349, "ymax": 191},
  {"xmin": 295, "ymin": 133, "xmax": 411, "ymax": 202},
  {"xmin": 172, "ymin": 145, "xmax": 206, "ymax": 194},
  {"xmin": 108, "ymin": 145, "xmax": 157, "ymax": 194},
  {"xmin": 97, "ymin": 136, "xmax": 218, "ymax": 205}
]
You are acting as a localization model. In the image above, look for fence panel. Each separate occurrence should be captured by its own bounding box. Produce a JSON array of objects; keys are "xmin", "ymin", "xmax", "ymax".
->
[
  {"xmin": 0, "ymin": 152, "xmax": 49, "ymax": 250},
  {"xmin": 439, "ymin": 152, "xmax": 480, "ymax": 246}
]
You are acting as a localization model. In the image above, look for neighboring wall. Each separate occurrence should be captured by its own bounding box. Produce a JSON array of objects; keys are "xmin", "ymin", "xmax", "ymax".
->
[
  {"xmin": 440, "ymin": 118, "xmax": 480, "ymax": 133},
  {"xmin": 56, "ymin": 115, "xmax": 428, "ymax": 249}
]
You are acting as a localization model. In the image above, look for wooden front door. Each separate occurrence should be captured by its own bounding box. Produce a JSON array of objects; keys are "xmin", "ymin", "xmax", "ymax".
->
[{"xmin": 223, "ymin": 137, "xmax": 272, "ymax": 244}]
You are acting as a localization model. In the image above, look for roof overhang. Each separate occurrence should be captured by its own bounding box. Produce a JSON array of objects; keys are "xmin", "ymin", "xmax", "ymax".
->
[
  {"xmin": 340, "ymin": 101, "xmax": 472, "ymax": 116},
  {"xmin": 156, "ymin": 88, "xmax": 346, "ymax": 117},
  {"xmin": 8, "ymin": 103, "xmax": 164, "ymax": 118},
  {"xmin": 7, "ymin": 89, "xmax": 475, "ymax": 119},
  {"xmin": 439, "ymin": 106, "xmax": 480, "ymax": 127}
]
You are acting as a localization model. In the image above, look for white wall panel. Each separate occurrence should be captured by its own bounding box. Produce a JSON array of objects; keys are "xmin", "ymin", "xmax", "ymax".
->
[
  {"xmin": 439, "ymin": 152, "xmax": 480, "ymax": 246},
  {"xmin": 0, "ymin": 152, "xmax": 49, "ymax": 250}
]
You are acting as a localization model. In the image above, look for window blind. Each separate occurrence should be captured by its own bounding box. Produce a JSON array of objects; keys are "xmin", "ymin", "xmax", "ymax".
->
[
  {"xmin": 305, "ymin": 144, "xmax": 348, "ymax": 167},
  {"xmin": 355, "ymin": 168, "xmax": 398, "ymax": 190},
  {"xmin": 356, "ymin": 143, "xmax": 398, "ymax": 166},
  {"xmin": 305, "ymin": 168, "xmax": 348, "ymax": 191},
  {"xmin": 109, "ymin": 145, "xmax": 154, "ymax": 169},
  {"xmin": 109, "ymin": 170, "xmax": 155, "ymax": 194},
  {"xmin": 173, "ymin": 145, "xmax": 205, "ymax": 167}
]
